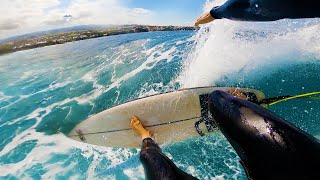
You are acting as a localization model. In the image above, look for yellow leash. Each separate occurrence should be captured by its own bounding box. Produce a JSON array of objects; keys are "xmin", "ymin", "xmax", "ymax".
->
[{"xmin": 266, "ymin": 91, "xmax": 320, "ymax": 107}]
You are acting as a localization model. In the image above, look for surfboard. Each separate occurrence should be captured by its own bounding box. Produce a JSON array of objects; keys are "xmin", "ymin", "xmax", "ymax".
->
[{"xmin": 67, "ymin": 87, "xmax": 265, "ymax": 148}]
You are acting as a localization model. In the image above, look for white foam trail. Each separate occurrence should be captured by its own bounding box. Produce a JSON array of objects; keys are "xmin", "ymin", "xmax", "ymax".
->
[
  {"xmin": 0, "ymin": 80, "xmax": 72, "ymax": 111},
  {"xmin": 137, "ymin": 82, "xmax": 169, "ymax": 97},
  {"xmin": 111, "ymin": 45, "xmax": 176, "ymax": 83},
  {"xmin": 75, "ymin": 42, "xmax": 178, "ymax": 105},
  {"xmin": 0, "ymin": 91, "xmax": 12, "ymax": 102},
  {"xmin": 0, "ymin": 130, "xmax": 135, "ymax": 178},
  {"xmin": 123, "ymin": 165, "xmax": 144, "ymax": 180},
  {"xmin": 41, "ymin": 162, "xmax": 77, "ymax": 179},
  {"xmin": 21, "ymin": 71, "xmax": 35, "ymax": 80},
  {"xmin": 177, "ymin": 0, "xmax": 320, "ymax": 88},
  {"xmin": 71, "ymin": 39, "xmax": 155, "ymax": 105},
  {"xmin": 0, "ymin": 40, "xmax": 160, "ymax": 113},
  {"xmin": 0, "ymin": 38, "xmax": 182, "ymax": 179}
]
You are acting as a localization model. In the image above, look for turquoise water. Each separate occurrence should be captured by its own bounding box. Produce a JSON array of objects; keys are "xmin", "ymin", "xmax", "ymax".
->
[{"xmin": 1, "ymin": 21, "xmax": 320, "ymax": 179}]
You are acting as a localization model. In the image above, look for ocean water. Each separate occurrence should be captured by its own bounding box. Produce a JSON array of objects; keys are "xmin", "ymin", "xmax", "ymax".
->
[{"xmin": 1, "ymin": 4, "xmax": 320, "ymax": 180}]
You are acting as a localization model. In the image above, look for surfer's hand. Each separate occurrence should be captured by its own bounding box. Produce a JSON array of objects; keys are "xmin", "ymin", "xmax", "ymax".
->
[
  {"xmin": 195, "ymin": 12, "xmax": 215, "ymax": 26},
  {"xmin": 229, "ymin": 89, "xmax": 247, "ymax": 99}
]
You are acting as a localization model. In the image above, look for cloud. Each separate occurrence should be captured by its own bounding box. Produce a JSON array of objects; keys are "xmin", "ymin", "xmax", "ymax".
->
[
  {"xmin": 0, "ymin": 0, "xmax": 154, "ymax": 39},
  {"xmin": 0, "ymin": 21, "xmax": 20, "ymax": 30},
  {"xmin": 0, "ymin": 0, "xmax": 60, "ymax": 38},
  {"xmin": 44, "ymin": 19, "xmax": 67, "ymax": 26},
  {"xmin": 58, "ymin": 0, "xmax": 154, "ymax": 25},
  {"xmin": 132, "ymin": 8, "xmax": 151, "ymax": 15}
]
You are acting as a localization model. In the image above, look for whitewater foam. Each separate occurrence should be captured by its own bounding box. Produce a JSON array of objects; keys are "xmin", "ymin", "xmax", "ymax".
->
[
  {"xmin": 75, "ymin": 40, "xmax": 180, "ymax": 105},
  {"xmin": 0, "ymin": 130, "xmax": 136, "ymax": 178},
  {"xmin": 1, "ymin": 8, "xmax": 319, "ymax": 179},
  {"xmin": 0, "ymin": 38, "xmax": 182, "ymax": 179},
  {"xmin": 177, "ymin": 0, "xmax": 320, "ymax": 88}
]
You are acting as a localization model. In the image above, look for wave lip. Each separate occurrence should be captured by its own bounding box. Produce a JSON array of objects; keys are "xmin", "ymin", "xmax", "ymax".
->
[{"xmin": 178, "ymin": 5, "xmax": 320, "ymax": 87}]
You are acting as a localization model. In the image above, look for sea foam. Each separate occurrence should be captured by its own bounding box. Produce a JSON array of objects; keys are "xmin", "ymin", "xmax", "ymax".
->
[{"xmin": 177, "ymin": 0, "xmax": 320, "ymax": 88}]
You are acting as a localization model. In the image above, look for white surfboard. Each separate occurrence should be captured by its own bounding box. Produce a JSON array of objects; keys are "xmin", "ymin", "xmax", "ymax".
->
[{"xmin": 67, "ymin": 87, "xmax": 265, "ymax": 148}]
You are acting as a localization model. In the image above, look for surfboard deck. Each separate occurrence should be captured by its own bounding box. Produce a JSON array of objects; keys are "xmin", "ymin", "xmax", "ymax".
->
[{"xmin": 67, "ymin": 87, "xmax": 265, "ymax": 148}]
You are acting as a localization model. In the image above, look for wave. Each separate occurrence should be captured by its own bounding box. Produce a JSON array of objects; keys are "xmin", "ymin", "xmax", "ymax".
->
[
  {"xmin": 177, "ymin": 0, "xmax": 320, "ymax": 88},
  {"xmin": 1, "ymin": 2, "xmax": 320, "ymax": 178}
]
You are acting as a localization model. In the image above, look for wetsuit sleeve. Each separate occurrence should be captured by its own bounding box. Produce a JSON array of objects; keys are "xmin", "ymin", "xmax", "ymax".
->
[
  {"xmin": 210, "ymin": 0, "xmax": 251, "ymax": 20},
  {"xmin": 140, "ymin": 138, "xmax": 198, "ymax": 180},
  {"xmin": 209, "ymin": 0, "xmax": 320, "ymax": 21},
  {"xmin": 210, "ymin": 6, "xmax": 223, "ymax": 19}
]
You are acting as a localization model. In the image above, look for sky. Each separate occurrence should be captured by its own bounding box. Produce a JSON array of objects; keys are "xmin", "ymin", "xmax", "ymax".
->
[{"xmin": 0, "ymin": 0, "xmax": 207, "ymax": 39}]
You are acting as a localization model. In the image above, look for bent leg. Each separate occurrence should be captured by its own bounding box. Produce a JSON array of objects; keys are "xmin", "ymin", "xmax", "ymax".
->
[{"xmin": 140, "ymin": 138, "xmax": 198, "ymax": 180}]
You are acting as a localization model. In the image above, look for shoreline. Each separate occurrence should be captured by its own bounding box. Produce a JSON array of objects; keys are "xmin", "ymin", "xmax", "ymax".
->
[{"xmin": 0, "ymin": 26, "xmax": 197, "ymax": 55}]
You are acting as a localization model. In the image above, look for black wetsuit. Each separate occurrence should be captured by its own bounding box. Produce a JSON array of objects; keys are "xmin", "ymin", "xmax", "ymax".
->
[
  {"xmin": 140, "ymin": 138, "xmax": 198, "ymax": 180},
  {"xmin": 210, "ymin": 0, "xmax": 320, "ymax": 21}
]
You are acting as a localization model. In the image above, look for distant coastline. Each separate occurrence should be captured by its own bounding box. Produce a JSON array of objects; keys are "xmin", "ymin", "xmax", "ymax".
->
[{"xmin": 0, "ymin": 25, "xmax": 197, "ymax": 55}]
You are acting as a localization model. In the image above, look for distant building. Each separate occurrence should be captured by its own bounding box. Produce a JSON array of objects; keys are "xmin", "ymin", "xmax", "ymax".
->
[
  {"xmin": 80, "ymin": 35, "xmax": 88, "ymax": 39},
  {"xmin": 37, "ymin": 41, "xmax": 47, "ymax": 45}
]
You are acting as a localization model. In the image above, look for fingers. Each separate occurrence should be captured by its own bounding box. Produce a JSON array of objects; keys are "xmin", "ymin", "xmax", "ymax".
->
[
  {"xmin": 194, "ymin": 12, "xmax": 214, "ymax": 26},
  {"xmin": 194, "ymin": 17, "xmax": 202, "ymax": 26}
]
